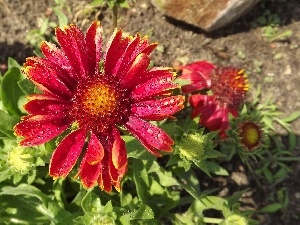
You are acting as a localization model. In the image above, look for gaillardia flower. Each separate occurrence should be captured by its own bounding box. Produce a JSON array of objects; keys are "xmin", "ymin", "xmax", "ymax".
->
[
  {"xmin": 237, "ymin": 121, "xmax": 263, "ymax": 151},
  {"xmin": 14, "ymin": 21, "xmax": 184, "ymax": 192},
  {"xmin": 180, "ymin": 61, "xmax": 249, "ymax": 138}
]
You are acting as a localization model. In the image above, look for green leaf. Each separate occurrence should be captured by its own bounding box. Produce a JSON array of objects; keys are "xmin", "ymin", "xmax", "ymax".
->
[
  {"xmin": 53, "ymin": 7, "xmax": 68, "ymax": 28},
  {"xmin": 0, "ymin": 195, "xmax": 48, "ymax": 224},
  {"xmin": 81, "ymin": 190, "xmax": 102, "ymax": 213},
  {"xmin": 0, "ymin": 110, "xmax": 19, "ymax": 138},
  {"xmin": 0, "ymin": 184, "xmax": 71, "ymax": 223},
  {"xmin": 166, "ymin": 153, "xmax": 181, "ymax": 167},
  {"xmin": 132, "ymin": 159, "xmax": 149, "ymax": 202},
  {"xmin": 1, "ymin": 67, "xmax": 25, "ymax": 116},
  {"xmin": 117, "ymin": 0, "xmax": 129, "ymax": 8},
  {"xmin": 121, "ymin": 204, "xmax": 154, "ymax": 220},
  {"xmin": 149, "ymin": 161, "xmax": 179, "ymax": 187},
  {"xmin": 282, "ymin": 111, "xmax": 300, "ymax": 123},
  {"xmin": 90, "ymin": 0, "xmax": 105, "ymax": 6},
  {"xmin": 259, "ymin": 203, "xmax": 282, "ymax": 213},
  {"xmin": 227, "ymin": 189, "xmax": 250, "ymax": 206},
  {"xmin": 206, "ymin": 149, "xmax": 226, "ymax": 159},
  {"xmin": 8, "ymin": 57, "xmax": 21, "ymax": 69},
  {"xmin": 123, "ymin": 135, "xmax": 155, "ymax": 160},
  {"xmin": 18, "ymin": 78, "xmax": 36, "ymax": 95},
  {"xmin": 205, "ymin": 161, "xmax": 229, "ymax": 176}
]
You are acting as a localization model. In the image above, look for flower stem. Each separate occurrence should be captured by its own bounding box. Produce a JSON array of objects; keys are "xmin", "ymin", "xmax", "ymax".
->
[{"xmin": 112, "ymin": 4, "xmax": 118, "ymax": 29}]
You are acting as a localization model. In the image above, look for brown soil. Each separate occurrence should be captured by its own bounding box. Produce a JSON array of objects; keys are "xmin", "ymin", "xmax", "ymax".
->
[{"xmin": 1, "ymin": 0, "xmax": 300, "ymax": 224}]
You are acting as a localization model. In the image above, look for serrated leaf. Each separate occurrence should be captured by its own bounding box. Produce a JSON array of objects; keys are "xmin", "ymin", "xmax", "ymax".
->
[{"xmin": 0, "ymin": 67, "xmax": 25, "ymax": 116}]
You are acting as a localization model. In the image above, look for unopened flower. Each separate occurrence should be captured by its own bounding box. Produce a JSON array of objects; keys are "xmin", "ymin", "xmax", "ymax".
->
[
  {"xmin": 14, "ymin": 21, "xmax": 184, "ymax": 192},
  {"xmin": 237, "ymin": 121, "xmax": 263, "ymax": 151},
  {"xmin": 7, "ymin": 146, "xmax": 34, "ymax": 175},
  {"xmin": 223, "ymin": 213, "xmax": 247, "ymax": 225},
  {"xmin": 180, "ymin": 61, "xmax": 249, "ymax": 138}
]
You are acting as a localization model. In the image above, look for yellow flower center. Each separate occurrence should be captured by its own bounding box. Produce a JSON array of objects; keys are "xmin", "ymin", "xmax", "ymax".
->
[
  {"xmin": 82, "ymin": 83, "xmax": 118, "ymax": 116},
  {"xmin": 239, "ymin": 121, "xmax": 261, "ymax": 151},
  {"xmin": 71, "ymin": 76, "xmax": 132, "ymax": 133},
  {"xmin": 244, "ymin": 126, "xmax": 259, "ymax": 145},
  {"xmin": 211, "ymin": 67, "xmax": 249, "ymax": 109}
]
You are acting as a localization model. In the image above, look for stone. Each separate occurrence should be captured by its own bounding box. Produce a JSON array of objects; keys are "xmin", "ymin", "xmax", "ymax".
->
[{"xmin": 151, "ymin": 0, "xmax": 261, "ymax": 32}]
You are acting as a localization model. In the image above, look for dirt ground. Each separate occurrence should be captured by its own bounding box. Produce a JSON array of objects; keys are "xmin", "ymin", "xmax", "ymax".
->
[{"xmin": 1, "ymin": 0, "xmax": 300, "ymax": 224}]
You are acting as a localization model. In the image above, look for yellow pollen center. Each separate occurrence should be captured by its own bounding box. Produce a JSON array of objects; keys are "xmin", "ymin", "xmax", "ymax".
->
[
  {"xmin": 82, "ymin": 84, "xmax": 118, "ymax": 116},
  {"xmin": 244, "ymin": 126, "xmax": 259, "ymax": 145}
]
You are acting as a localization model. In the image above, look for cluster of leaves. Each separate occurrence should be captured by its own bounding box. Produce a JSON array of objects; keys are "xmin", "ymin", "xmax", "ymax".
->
[
  {"xmin": 250, "ymin": 0, "xmax": 292, "ymax": 42},
  {"xmin": 1, "ymin": 2, "xmax": 300, "ymax": 225},
  {"xmin": 0, "ymin": 54, "xmax": 299, "ymax": 224}
]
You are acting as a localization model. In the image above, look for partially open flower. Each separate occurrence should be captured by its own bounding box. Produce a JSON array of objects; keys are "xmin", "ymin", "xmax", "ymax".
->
[
  {"xmin": 14, "ymin": 21, "xmax": 184, "ymax": 192},
  {"xmin": 237, "ymin": 121, "xmax": 263, "ymax": 151},
  {"xmin": 180, "ymin": 61, "xmax": 249, "ymax": 138}
]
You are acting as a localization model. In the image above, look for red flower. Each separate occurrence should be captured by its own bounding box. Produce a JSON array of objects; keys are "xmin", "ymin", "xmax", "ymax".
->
[
  {"xmin": 14, "ymin": 22, "xmax": 184, "ymax": 192},
  {"xmin": 180, "ymin": 61, "xmax": 248, "ymax": 138}
]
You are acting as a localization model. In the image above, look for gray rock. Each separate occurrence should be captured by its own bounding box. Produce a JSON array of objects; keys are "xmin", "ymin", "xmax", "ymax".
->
[{"xmin": 151, "ymin": 0, "xmax": 261, "ymax": 32}]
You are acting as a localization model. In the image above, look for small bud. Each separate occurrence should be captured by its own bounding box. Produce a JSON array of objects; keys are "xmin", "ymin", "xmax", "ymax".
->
[
  {"xmin": 238, "ymin": 121, "xmax": 263, "ymax": 151},
  {"xmin": 224, "ymin": 213, "xmax": 247, "ymax": 225},
  {"xmin": 7, "ymin": 146, "xmax": 34, "ymax": 175}
]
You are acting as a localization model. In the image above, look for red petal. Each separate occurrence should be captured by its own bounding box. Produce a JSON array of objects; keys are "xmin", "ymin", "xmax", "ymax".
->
[
  {"xmin": 111, "ymin": 129, "xmax": 127, "ymax": 169},
  {"xmin": 85, "ymin": 21, "xmax": 103, "ymax": 76},
  {"xmin": 77, "ymin": 161, "xmax": 101, "ymax": 188},
  {"xmin": 49, "ymin": 128, "xmax": 86, "ymax": 178},
  {"xmin": 86, "ymin": 132, "xmax": 105, "ymax": 164},
  {"xmin": 180, "ymin": 61, "xmax": 215, "ymax": 93},
  {"xmin": 111, "ymin": 33, "xmax": 141, "ymax": 78},
  {"xmin": 189, "ymin": 94, "xmax": 234, "ymax": 138},
  {"xmin": 55, "ymin": 24, "xmax": 89, "ymax": 80},
  {"xmin": 98, "ymin": 159, "xmax": 112, "ymax": 192},
  {"xmin": 24, "ymin": 99, "xmax": 70, "ymax": 115},
  {"xmin": 40, "ymin": 42, "xmax": 77, "ymax": 84},
  {"xmin": 23, "ymin": 58, "xmax": 72, "ymax": 98},
  {"xmin": 112, "ymin": 165, "xmax": 127, "ymax": 192},
  {"xmin": 125, "ymin": 116, "xmax": 174, "ymax": 156},
  {"xmin": 111, "ymin": 34, "xmax": 156, "ymax": 80},
  {"xmin": 104, "ymin": 29, "xmax": 130, "ymax": 77},
  {"xmin": 189, "ymin": 94, "xmax": 216, "ymax": 118},
  {"xmin": 131, "ymin": 96, "xmax": 184, "ymax": 120},
  {"xmin": 77, "ymin": 132, "xmax": 104, "ymax": 188},
  {"xmin": 14, "ymin": 115, "xmax": 72, "ymax": 146},
  {"xmin": 131, "ymin": 71, "xmax": 179, "ymax": 100},
  {"xmin": 120, "ymin": 53, "xmax": 150, "ymax": 89}
]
